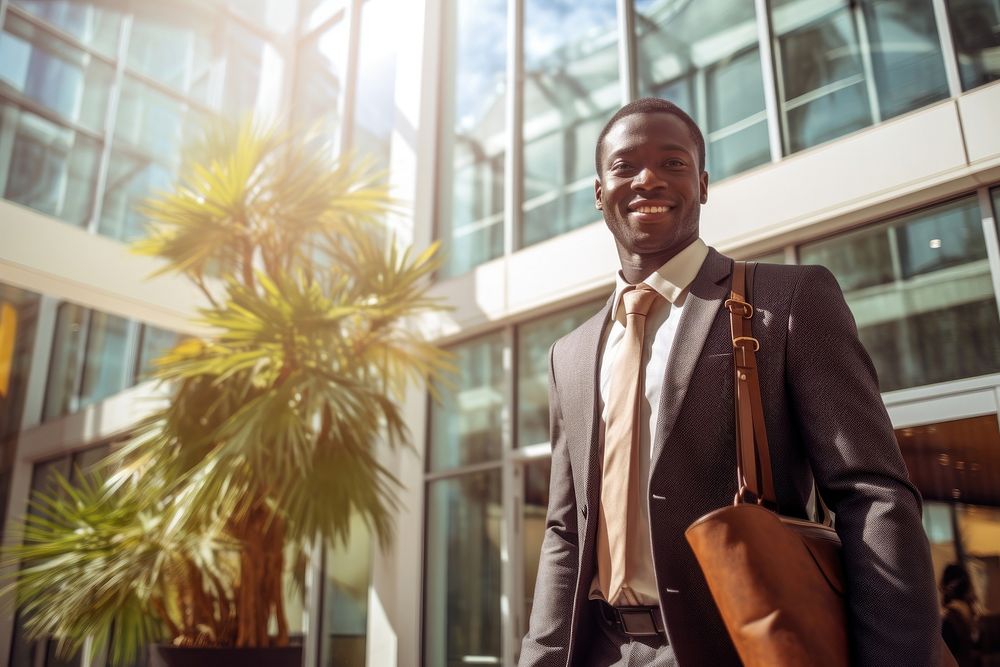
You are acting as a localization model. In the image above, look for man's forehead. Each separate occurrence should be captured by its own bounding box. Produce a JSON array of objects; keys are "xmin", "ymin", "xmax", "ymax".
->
[
  {"xmin": 603, "ymin": 113, "xmax": 695, "ymax": 154},
  {"xmin": 605, "ymin": 111, "xmax": 690, "ymax": 142}
]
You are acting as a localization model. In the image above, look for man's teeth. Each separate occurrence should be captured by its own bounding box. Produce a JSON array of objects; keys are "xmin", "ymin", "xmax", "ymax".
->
[{"xmin": 636, "ymin": 206, "xmax": 668, "ymax": 213}]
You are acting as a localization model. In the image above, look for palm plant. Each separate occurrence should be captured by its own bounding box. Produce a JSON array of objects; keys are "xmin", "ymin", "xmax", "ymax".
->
[{"xmin": 4, "ymin": 120, "xmax": 450, "ymax": 665}]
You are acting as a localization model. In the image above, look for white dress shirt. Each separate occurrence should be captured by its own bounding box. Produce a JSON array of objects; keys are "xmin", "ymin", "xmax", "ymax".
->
[{"xmin": 589, "ymin": 238, "xmax": 710, "ymax": 606}]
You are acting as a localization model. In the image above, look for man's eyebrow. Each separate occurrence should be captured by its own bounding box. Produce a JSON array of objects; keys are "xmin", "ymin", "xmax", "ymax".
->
[{"xmin": 606, "ymin": 143, "xmax": 693, "ymax": 161}]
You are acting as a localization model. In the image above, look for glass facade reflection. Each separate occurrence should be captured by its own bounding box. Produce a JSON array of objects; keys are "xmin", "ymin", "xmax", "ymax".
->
[
  {"xmin": 424, "ymin": 470, "xmax": 502, "ymax": 666},
  {"xmin": 800, "ymin": 196, "xmax": 1000, "ymax": 391},
  {"xmin": 635, "ymin": 0, "xmax": 770, "ymax": 180},
  {"xmin": 10, "ymin": 0, "xmax": 121, "ymax": 57},
  {"xmin": 437, "ymin": 0, "xmax": 507, "ymax": 276},
  {"xmin": 520, "ymin": 0, "xmax": 618, "ymax": 247},
  {"xmin": 352, "ymin": 0, "xmax": 398, "ymax": 167},
  {"xmin": 433, "ymin": 0, "xmax": 983, "ymax": 276},
  {"xmin": 948, "ymin": 0, "xmax": 1000, "ymax": 90},
  {"xmin": 772, "ymin": 0, "xmax": 948, "ymax": 153},
  {"xmin": 516, "ymin": 300, "xmax": 603, "ymax": 447},
  {"xmin": 296, "ymin": 14, "xmax": 349, "ymax": 151},
  {"xmin": 430, "ymin": 333, "xmax": 505, "ymax": 471},
  {"xmin": 42, "ymin": 303, "xmax": 180, "ymax": 422}
]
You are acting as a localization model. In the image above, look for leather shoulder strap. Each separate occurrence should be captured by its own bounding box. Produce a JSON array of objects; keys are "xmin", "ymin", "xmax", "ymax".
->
[{"xmin": 727, "ymin": 261, "xmax": 777, "ymax": 507}]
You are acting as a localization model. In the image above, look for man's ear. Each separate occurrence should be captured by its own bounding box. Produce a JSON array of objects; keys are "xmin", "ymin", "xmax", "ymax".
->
[
  {"xmin": 699, "ymin": 170, "xmax": 709, "ymax": 205},
  {"xmin": 595, "ymin": 178, "xmax": 603, "ymax": 210}
]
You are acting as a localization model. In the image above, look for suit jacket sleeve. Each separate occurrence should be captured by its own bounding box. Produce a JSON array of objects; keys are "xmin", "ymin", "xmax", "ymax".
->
[
  {"xmin": 519, "ymin": 342, "xmax": 580, "ymax": 667},
  {"xmin": 786, "ymin": 265, "xmax": 940, "ymax": 666}
]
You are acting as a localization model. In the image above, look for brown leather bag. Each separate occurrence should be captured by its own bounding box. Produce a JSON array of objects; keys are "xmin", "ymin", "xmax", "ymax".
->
[{"xmin": 684, "ymin": 261, "xmax": 956, "ymax": 667}]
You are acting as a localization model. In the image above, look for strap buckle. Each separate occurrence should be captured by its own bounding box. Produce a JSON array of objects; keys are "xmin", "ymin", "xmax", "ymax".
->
[
  {"xmin": 733, "ymin": 336, "xmax": 760, "ymax": 352},
  {"xmin": 725, "ymin": 298, "xmax": 753, "ymax": 318}
]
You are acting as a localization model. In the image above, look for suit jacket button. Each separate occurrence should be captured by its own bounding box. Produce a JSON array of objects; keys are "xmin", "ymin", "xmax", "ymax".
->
[{"xmin": 581, "ymin": 504, "xmax": 587, "ymax": 518}]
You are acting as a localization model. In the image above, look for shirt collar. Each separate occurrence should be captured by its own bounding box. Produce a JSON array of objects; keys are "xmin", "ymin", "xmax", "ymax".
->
[{"xmin": 611, "ymin": 238, "xmax": 709, "ymax": 322}]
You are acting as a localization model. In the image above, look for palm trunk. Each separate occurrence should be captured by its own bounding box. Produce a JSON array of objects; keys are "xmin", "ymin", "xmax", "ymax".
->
[{"xmin": 231, "ymin": 496, "xmax": 288, "ymax": 648}]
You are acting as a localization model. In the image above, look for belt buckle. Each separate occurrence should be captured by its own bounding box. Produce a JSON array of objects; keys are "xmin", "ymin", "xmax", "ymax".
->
[{"xmin": 618, "ymin": 608, "xmax": 659, "ymax": 637}]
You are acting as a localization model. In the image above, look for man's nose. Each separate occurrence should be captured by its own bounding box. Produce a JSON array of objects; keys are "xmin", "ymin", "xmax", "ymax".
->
[{"xmin": 633, "ymin": 167, "xmax": 665, "ymax": 190}]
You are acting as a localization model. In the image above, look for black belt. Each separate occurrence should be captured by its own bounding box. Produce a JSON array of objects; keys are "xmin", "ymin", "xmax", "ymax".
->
[{"xmin": 593, "ymin": 599, "xmax": 666, "ymax": 638}]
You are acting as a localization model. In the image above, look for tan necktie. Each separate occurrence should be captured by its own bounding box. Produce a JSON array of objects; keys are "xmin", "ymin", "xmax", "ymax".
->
[{"xmin": 597, "ymin": 283, "xmax": 662, "ymax": 606}]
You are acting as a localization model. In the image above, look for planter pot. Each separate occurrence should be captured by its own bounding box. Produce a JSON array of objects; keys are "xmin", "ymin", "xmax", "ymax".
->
[{"xmin": 150, "ymin": 644, "xmax": 303, "ymax": 667}]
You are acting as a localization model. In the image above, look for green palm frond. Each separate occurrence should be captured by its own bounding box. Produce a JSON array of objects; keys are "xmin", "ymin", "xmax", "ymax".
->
[
  {"xmin": 9, "ymin": 116, "xmax": 452, "ymax": 659},
  {"xmin": 2, "ymin": 470, "xmax": 233, "ymax": 666}
]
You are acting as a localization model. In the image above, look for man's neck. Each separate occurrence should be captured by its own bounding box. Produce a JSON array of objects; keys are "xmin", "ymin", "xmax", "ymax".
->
[{"xmin": 617, "ymin": 237, "xmax": 698, "ymax": 284}]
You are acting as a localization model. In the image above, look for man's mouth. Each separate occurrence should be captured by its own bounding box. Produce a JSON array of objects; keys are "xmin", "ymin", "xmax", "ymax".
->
[{"xmin": 627, "ymin": 202, "xmax": 674, "ymax": 221}]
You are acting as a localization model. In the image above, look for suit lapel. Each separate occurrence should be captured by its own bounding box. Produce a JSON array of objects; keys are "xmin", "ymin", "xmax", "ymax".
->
[
  {"xmin": 650, "ymin": 249, "xmax": 733, "ymax": 474},
  {"xmin": 566, "ymin": 294, "xmax": 613, "ymax": 513}
]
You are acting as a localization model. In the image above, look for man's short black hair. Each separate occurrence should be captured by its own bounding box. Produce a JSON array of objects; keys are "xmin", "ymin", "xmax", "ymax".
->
[{"xmin": 594, "ymin": 97, "xmax": 706, "ymax": 176}]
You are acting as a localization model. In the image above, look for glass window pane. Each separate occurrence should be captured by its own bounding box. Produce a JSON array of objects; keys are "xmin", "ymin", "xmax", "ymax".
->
[
  {"xmin": 97, "ymin": 145, "xmax": 176, "ymax": 242},
  {"xmin": 520, "ymin": 0, "xmax": 618, "ymax": 248},
  {"xmin": 799, "ymin": 196, "xmax": 1000, "ymax": 391},
  {"xmin": 774, "ymin": 0, "xmax": 949, "ymax": 151},
  {"xmin": 296, "ymin": 17, "xmax": 349, "ymax": 150},
  {"xmin": 861, "ymin": 0, "xmax": 949, "ymax": 119},
  {"xmin": 946, "ymin": 0, "xmax": 1000, "ymax": 91},
  {"xmin": 429, "ymin": 333, "xmax": 505, "ymax": 471},
  {"xmin": 0, "ymin": 12, "xmax": 114, "ymax": 132},
  {"xmin": 126, "ymin": 4, "xmax": 219, "ymax": 104},
  {"xmin": 223, "ymin": 24, "xmax": 283, "ymax": 117},
  {"xmin": 113, "ymin": 75, "xmax": 208, "ymax": 166},
  {"xmin": 0, "ymin": 284, "xmax": 42, "ymax": 538},
  {"xmin": 0, "ymin": 103, "xmax": 100, "ymax": 226},
  {"xmin": 42, "ymin": 303, "xmax": 86, "ymax": 421},
  {"xmin": 78, "ymin": 311, "xmax": 129, "ymax": 407},
  {"xmin": 352, "ymin": 0, "xmax": 398, "ymax": 169},
  {"xmin": 228, "ymin": 0, "xmax": 296, "ymax": 34},
  {"xmin": 319, "ymin": 519, "xmax": 372, "ymax": 667},
  {"xmin": 300, "ymin": 0, "xmax": 347, "ymax": 32},
  {"xmin": 438, "ymin": 0, "xmax": 506, "ymax": 276},
  {"xmin": 424, "ymin": 471, "xmax": 502, "ymax": 666},
  {"xmin": 517, "ymin": 300, "xmax": 604, "ymax": 447},
  {"xmin": 635, "ymin": 0, "xmax": 769, "ymax": 181},
  {"xmin": 521, "ymin": 457, "xmax": 550, "ymax": 648},
  {"xmin": 773, "ymin": 0, "xmax": 871, "ymax": 153},
  {"xmin": 751, "ymin": 250, "xmax": 788, "ymax": 264},
  {"xmin": 957, "ymin": 504, "xmax": 1000, "ymax": 615},
  {"xmin": 320, "ymin": 520, "xmax": 371, "ymax": 667},
  {"xmin": 136, "ymin": 325, "xmax": 179, "ymax": 381},
  {"xmin": 10, "ymin": 0, "xmax": 120, "ymax": 56}
]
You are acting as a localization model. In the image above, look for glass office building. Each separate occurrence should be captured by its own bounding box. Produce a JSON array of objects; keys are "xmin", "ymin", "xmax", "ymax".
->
[{"xmin": 1, "ymin": 0, "xmax": 999, "ymax": 665}]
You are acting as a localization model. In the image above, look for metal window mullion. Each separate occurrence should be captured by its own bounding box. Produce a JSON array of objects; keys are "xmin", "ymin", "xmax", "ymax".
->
[
  {"xmin": 782, "ymin": 243, "xmax": 797, "ymax": 265},
  {"xmin": 501, "ymin": 324, "xmax": 518, "ymax": 666},
  {"xmin": 424, "ymin": 459, "xmax": 504, "ymax": 482},
  {"xmin": 977, "ymin": 187, "xmax": 1000, "ymax": 332},
  {"xmin": 617, "ymin": 0, "xmax": 638, "ymax": 103},
  {"xmin": 931, "ymin": 0, "xmax": 964, "ymax": 98},
  {"xmin": 338, "ymin": 0, "xmax": 363, "ymax": 155},
  {"xmin": 0, "ymin": 0, "xmax": 8, "ymax": 34},
  {"xmin": 853, "ymin": 2, "xmax": 882, "ymax": 125},
  {"xmin": 123, "ymin": 320, "xmax": 141, "ymax": 387},
  {"xmin": 504, "ymin": 0, "xmax": 522, "ymax": 256},
  {"xmin": 754, "ymin": 0, "xmax": 784, "ymax": 162},
  {"xmin": 85, "ymin": 13, "xmax": 131, "ymax": 234},
  {"xmin": 70, "ymin": 308, "xmax": 94, "ymax": 414},
  {"xmin": 694, "ymin": 68, "xmax": 708, "ymax": 159},
  {"xmin": 303, "ymin": 537, "xmax": 324, "ymax": 667}
]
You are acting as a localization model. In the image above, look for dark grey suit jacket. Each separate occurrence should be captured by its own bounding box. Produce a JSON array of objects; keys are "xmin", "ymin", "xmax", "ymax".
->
[{"xmin": 519, "ymin": 249, "xmax": 940, "ymax": 666}]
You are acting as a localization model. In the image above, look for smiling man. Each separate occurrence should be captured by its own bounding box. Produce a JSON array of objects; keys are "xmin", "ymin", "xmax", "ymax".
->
[{"xmin": 518, "ymin": 98, "xmax": 940, "ymax": 666}]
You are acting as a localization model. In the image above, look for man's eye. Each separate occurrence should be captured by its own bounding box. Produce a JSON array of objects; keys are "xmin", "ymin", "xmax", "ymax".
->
[{"xmin": 665, "ymin": 159, "xmax": 685, "ymax": 168}]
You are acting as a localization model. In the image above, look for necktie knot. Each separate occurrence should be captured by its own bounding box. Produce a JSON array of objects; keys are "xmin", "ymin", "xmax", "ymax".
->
[{"xmin": 622, "ymin": 283, "xmax": 660, "ymax": 317}]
